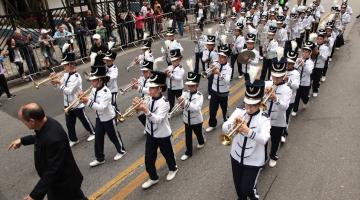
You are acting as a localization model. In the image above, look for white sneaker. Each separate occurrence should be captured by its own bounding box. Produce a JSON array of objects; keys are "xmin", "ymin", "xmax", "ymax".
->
[
  {"xmin": 166, "ymin": 169, "xmax": 179, "ymax": 181},
  {"xmin": 281, "ymin": 136, "xmax": 286, "ymax": 143},
  {"xmin": 238, "ymin": 75, "xmax": 243, "ymax": 79},
  {"xmin": 142, "ymin": 179, "xmax": 159, "ymax": 189},
  {"xmin": 87, "ymin": 134, "xmax": 95, "ymax": 142},
  {"xmin": 207, "ymin": 95, "xmax": 211, "ymax": 100},
  {"xmin": 89, "ymin": 159, "xmax": 105, "ymax": 167},
  {"xmin": 180, "ymin": 154, "xmax": 190, "ymax": 161},
  {"xmin": 321, "ymin": 76, "xmax": 326, "ymax": 82},
  {"xmin": 69, "ymin": 140, "xmax": 80, "ymax": 147},
  {"xmin": 114, "ymin": 151, "xmax": 126, "ymax": 161},
  {"xmin": 259, "ymin": 56, "xmax": 263, "ymax": 60},
  {"xmin": 313, "ymin": 92, "xmax": 318, "ymax": 97},
  {"xmin": 329, "ymin": 58, "xmax": 332, "ymax": 62},
  {"xmin": 205, "ymin": 126, "xmax": 216, "ymax": 133},
  {"xmin": 197, "ymin": 144, "xmax": 205, "ymax": 149},
  {"xmin": 269, "ymin": 159, "xmax": 277, "ymax": 168},
  {"xmin": 336, "ymin": 47, "xmax": 340, "ymax": 50},
  {"xmin": 143, "ymin": 130, "xmax": 147, "ymax": 134}
]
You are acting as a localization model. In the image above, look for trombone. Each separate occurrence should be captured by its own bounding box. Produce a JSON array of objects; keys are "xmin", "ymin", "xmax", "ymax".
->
[
  {"xmin": 119, "ymin": 79, "xmax": 138, "ymax": 95},
  {"xmin": 117, "ymin": 96, "xmax": 150, "ymax": 122},
  {"xmin": 33, "ymin": 70, "xmax": 65, "ymax": 89},
  {"xmin": 64, "ymin": 86, "xmax": 93, "ymax": 114},
  {"xmin": 219, "ymin": 114, "xmax": 250, "ymax": 146},
  {"xmin": 168, "ymin": 98, "xmax": 185, "ymax": 118}
]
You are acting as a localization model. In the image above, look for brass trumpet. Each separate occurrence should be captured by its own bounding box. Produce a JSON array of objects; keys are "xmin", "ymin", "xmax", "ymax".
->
[
  {"xmin": 119, "ymin": 79, "xmax": 138, "ymax": 95},
  {"xmin": 64, "ymin": 86, "xmax": 93, "ymax": 114},
  {"xmin": 33, "ymin": 71, "xmax": 65, "ymax": 89},
  {"xmin": 168, "ymin": 98, "xmax": 185, "ymax": 118},
  {"xmin": 201, "ymin": 65, "xmax": 217, "ymax": 78},
  {"xmin": 117, "ymin": 96, "xmax": 149, "ymax": 122},
  {"xmin": 126, "ymin": 57, "xmax": 140, "ymax": 71},
  {"xmin": 259, "ymin": 72, "xmax": 288, "ymax": 110},
  {"xmin": 219, "ymin": 114, "xmax": 250, "ymax": 146}
]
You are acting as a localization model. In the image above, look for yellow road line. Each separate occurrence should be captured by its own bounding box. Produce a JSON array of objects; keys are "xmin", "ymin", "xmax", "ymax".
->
[
  {"xmin": 89, "ymin": 79, "xmax": 245, "ymax": 200},
  {"xmin": 111, "ymin": 87, "xmax": 246, "ymax": 200}
]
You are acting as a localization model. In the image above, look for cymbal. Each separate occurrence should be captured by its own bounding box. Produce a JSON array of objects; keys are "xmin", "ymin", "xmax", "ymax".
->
[{"xmin": 237, "ymin": 50, "xmax": 256, "ymax": 64}]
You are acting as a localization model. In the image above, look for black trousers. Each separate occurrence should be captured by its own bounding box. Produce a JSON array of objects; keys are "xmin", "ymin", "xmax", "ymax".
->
[
  {"xmin": 145, "ymin": 134, "xmax": 177, "ymax": 180},
  {"xmin": 47, "ymin": 188, "xmax": 87, "ymax": 200},
  {"xmin": 293, "ymin": 86, "xmax": 310, "ymax": 112},
  {"xmin": 207, "ymin": 74, "xmax": 214, "ymax": 95},
  {"xmin": 230, "ymin": 53, "xmax": 242, "ymax": 79},
  {"xmin": 260, "ymin": 58, "xmax": 272, "ymax": 80},
  {"xmin": 322, "ymin": 58, "xmax": 329, "ymax": 77},
  {"xmin": 95, "ymin": 118, "xmax": 125, "ymax": 161},
  {"xmin": 269, "ymin": 126, "xmax": 285, "ymax": 160},
  {"xmin": 284, "ymin": 103, "xmax": 294, "ymax": 136},
  {"xmin": 296, "ymin": 32, "xmax": 305, "ymax": 49},
  {"xmin": 312, "ymin": 68, "xmax": 323, "ymax": 93},
  {"xmin": 0, "ymin": 74, "xmax": 11, "ymax": 98},
  {"xmin": 168, "ymin": 89, "xmax": 183, "ymax": 112},
  {"xmin": 231, "ymin": 157, "xmax": 261, "ymax": 200},
  {"xmin": 335, "ymin": 33, "xmax": 345, "ymax": 47},
  {"xmin": 138, "ymin": 113, "xmax": 146, "ymax": 126},
  {"xmin": 184, "ymin": 123, "xmax": 205, "ymax": 156},
  {"xmin": 208, "ymin": 93, "xmax": 228, "ymax": 127},
  {"xmin": 14, "ymin": 61, "xmax": 24, "ymax": 76},
  {"xmin": 65, "ymin": 107, "xmax": 95, "ymax": 142},
  {"xmin": 111, "ymin": 92, "xmax": 118, "ymax": 111},
  {"xmin": 195, "ymin": 52, "xmax": 205, "ymax": 73}
]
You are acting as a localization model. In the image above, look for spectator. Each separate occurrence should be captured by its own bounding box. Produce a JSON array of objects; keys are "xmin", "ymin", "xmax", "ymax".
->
[
  {"xmin": 146, "ymin": 7, "xmax": 155, "ymax": 37},
  {"xmin": 218, "ymin": 0, "xmax": 224, "ymax": 17},
  {"xmin": 195, "ymin": 3, "xmax": 207, "ymax": 31},
  {"xmin": 74, "ymin": 21, "xmax": 89, "ymax": 58},
  {"xmin": 0, "ymin": 49, "xmax": 16, "ymax": 103},
  {"xmin": 141, "ymin": 1, "xmax": 149, "ymax": 16},
  {"xmin": 163, "ymin": 0, "xmax": 173, "ymax": 13},
  {"xmin": 233, "ymin": 0, "xmax": 241, "ymax": 13},
  {"xmin": 53, "ymin": 24, "xmax": 73, "ymax": 57},
  {"xmin": 135, "ymin": 12, "xmax": 145, "ymax": 40},
  {"xmin": 62, "ymin": 16, "xmax": 75, "ymax": 51},
  {"xmin": 189, "ymin": 0, "xmax": 196, "ymax": 9},
  {"xmin": 7, "ymin": 38, "xmax": 26, "ymax": 80},
  {"xmin": 103, "ymin": 15, "xmax": 116, "ymax": 43},
  {"xmin": 116, "ymin": 13, "xmax": 127, "ymax": 47},
  {"xmin": 85, "ymin": 10, "xmax": 97, "ymax": 34},
  {"xmin": 154, "ymin": 9, "xmax": 163, "ymax": 34},
  {"xmin": 154, "ymin": 1, "xmax": 162, "ymax": 12},
  {"xmin": 39, "ymin": 29, "xmax": 59, "ymax": 70},
  {"xmin": 175, "ymin": 4, "xmax": 188, "ymax": 37},
  {"xmin": 13, "ymin": 30, "xmax": 38, "ymax": 75},
  {"xmin": 209, "ymin": 0, "xmax": 216, "ymax": 20},
  {"xmin": 125, "ymin": 11, "xmax": 136, "ymax": 43},
  {"xmin": 95, "ymin": 21, "xmax": 107, "ymax": 44}
]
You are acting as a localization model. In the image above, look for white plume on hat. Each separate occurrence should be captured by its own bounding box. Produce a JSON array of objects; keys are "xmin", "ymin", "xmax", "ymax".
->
[
  {"xmin": 143, "ymin": 32, "xmax": 149, "ymax": 40},
  {"xmin": 90, "ymin": 52, "xmax": 97, "ymax": 66},
  {"xmin": 309, "ymin": 33, "xmax": 318, "ymax": 42},
  {"xmin": 248, "ymin": 66, "xmax": 258, "ymax": 84},
  {"xmin": 108, "ymin": 40, "xmax": 115, "ymax": 50},
  {"xmin": 186, "ymin": 58, "xmax": 194, "ymax": 71},
  {"xmin": 276, "ymin": 47, "xmax": 284, "ymax": 62},
  {"xmin": 291, "ymin": 40, "xmax": 297, "ymax": 51},
  {"xmin": 207, "ymin": 27, "xmax": 214, "ymax": 35},
  {"xmin": 167, "ymin": 19, "xmax": 173, "ymax": 28},
  {"xmin": 154, "ymin": 56, "xmax": 165, "ymax": 70},
  {"xmin": 220, "ymin": 13, "xmax": 225, "ymax": 19},
  {"xmin": 241, "ymin": 2, "xmax": 246, "ymax": 7},
  {"xmin": 220, "ymin": 34, "xmax": 228, "ymax": 45},
  {"xmin": 62, "ymin": 43, "xmax": 70, "ymax": 53}
]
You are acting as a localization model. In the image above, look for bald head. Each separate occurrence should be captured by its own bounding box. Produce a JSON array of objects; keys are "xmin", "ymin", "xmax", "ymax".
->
[{"xmin": 18, "ymin": 103, "xmax": 45, "ymax": 122}]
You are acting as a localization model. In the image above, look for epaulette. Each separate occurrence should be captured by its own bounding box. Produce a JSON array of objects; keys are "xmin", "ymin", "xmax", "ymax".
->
[
  {"xmin": 104, "ymin": 89, "xmax": 107, "ymax": 92},
  {"xmin": 262, "ymin": 112, "xmax": 269, "ymax": 118}
]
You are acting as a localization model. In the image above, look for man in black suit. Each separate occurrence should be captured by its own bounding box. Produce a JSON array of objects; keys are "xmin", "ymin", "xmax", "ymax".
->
[{"xmin": 8, "ymin": 103, "xmax": 87, "ymax": 200}]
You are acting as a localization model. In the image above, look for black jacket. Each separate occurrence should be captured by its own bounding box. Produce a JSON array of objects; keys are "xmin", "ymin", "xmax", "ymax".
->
[{"xmin": 21, "ymin": 117, "xmax": 83, "ymax": 200}]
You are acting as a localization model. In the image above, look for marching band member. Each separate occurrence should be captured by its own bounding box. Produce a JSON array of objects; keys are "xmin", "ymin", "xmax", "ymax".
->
[
  {"xmin": 304, "ymin": 7, "xmax": 315, "ymax": 42},
  {"xmin": 215, "ymin": 18, "xmax": 227, "ymax": 46},
  {"xmin": 241, "ymin": 33, "xmax": 260, "ymax": 81},
  {"xmin": 283, "ymin": 50, "xmax": 300, "ymax": 142},
  {"xmin": 202, "ymin": 35, "xmax": 219, "ymax": 100},
  {"xmin": 236, "ymin": 8, "xmax": 247, "ymax": 26},
  {"xmin": 311, "ymin": 1, "xmax": 322, "ymax": 33},
  {"xmin": 80, "ymin": 65, "xmax": 126, "ymax": 167},
  {"xmin": 138, "ymin": 39, "xmax": 155, "ymax": 64},
  {"xmin": 136, "ymin": 71, "xmax": 178, "ymax": 189},
  {"xmin": 230, "ymin": 23, "xmax": 245, "ymax": 80},
  {"xmin": 164, "ymin": 27, "xmax": 183, "ymax": 65},
  {"xmin": 178, "ymin": 72, "xmax": 205, "ymax": 161},
  {"xmin": 260, "ymin": 26, "xmax": 278, "ymax": 81},
  {"xmin": 265, "ymin": 55, "xmax": 292, "ymax": 168},
  {"xmin": 257, "ymin": 13, "xmax": 269, "ymax": 60},
  {"xmin": 103, "ymin": 51, "xmax": 119, "ymax": 111},
  {"xmin": 322, "ymin": 22, "xmax": 336, "ymax": 82},
  {"xmin": 296, "ymin": 6, "xmax": 306, "ymax": 49},
  {"xmin": 228, "ymin": 12, "xmax": 238, "ymax": 32},
  {"xmin": 275, "ymin": 16, "xmax": 288, "ymax": 48},
  {"xmin": 222, "ymin": 79, "xmax": 270, "ymax": 200},
  {"xmin": 292, "ymin": 41, "xmax": 315, "ymax": 116},
  {"xmin": 165, "ymin": 49, "xmax": 185, "ymax": 112},
  {"xmin": 205, "ymin": 45, "xmax": 232, "ymax": 133},
  {"xmin": 246, "ymin": 5, "xmax": 259, "ymax": 27},
  {"xmin": 132, "ymin": 59, "xmax": 153, "ymax": 126},
  {"xmin": 194, "ymin": 28, "xmax": 206, "ymax": 73},
  {"xmin": 312, "ymin": 29, "xmax": 330, "ymax": 97},
  {"xmin": 51, "ymin": 52, "xmax": 95, "ymax": 147}
]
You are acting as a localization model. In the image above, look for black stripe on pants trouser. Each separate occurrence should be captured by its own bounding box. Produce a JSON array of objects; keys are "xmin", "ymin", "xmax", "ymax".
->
[
  {"xmin": 284, "ymin": 103, "xmax": 294, "ymax": 136},
  {"xmin": 231, "ymin": 157, "xmax": 261, "ymax": 200},
  {"xmin": 322, "ymin": 58, "xmax": 329, "ymax": 77},
  {"xmin": 312, "ymin": 68, "xmax": 323, "ymax": 93},
  {"xmin": 293, "ymin": 86, "xmax": 310, "ymax": 112},
  {"xmin": 145, "ymin": 134, "xmax": 177, "ymax": 180},
  {"xmin": 168, "ymin": 89, "xmax": 183, "ymax": 112},
  {"xmin": 65, "ymin": 107, "xmax": 95, "ymax": 142},
  {"xmin": 260, "ymin": 58, "xmax": 272, "ymax": 80},
  {"xmin": 230, "ymin": 53, "xmax": 242, "ymax": 79},
  {"xmin": 95, "ymin": 118, "xmax": 125, "ymax": 162},
  {"xmin": 207, "ymin": 74, "xmax": 214, "ymax": 96},
  {"xmin": 208, "ymin": 93, "xmax": 228, "ymax": 127},
  {"xmin": 184, "ymin": 123, "xmax": 205, "ymax": 156},
  {"xmin": 111, "ymin": 92, "xmax": 118, "ymax": 111},
  {"xmin": 269, "ymin": 126, "xmax": 285, "ymax": 160}
]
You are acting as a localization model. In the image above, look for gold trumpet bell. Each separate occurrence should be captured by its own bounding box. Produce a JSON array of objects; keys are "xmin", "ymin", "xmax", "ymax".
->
[{"xmin": 219, "ymin": 134, "xmax": 232, "ymax": 146}]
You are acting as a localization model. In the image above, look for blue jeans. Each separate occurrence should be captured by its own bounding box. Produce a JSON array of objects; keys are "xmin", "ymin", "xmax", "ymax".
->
[{"xmin": 177, "ymin": 21, "xmax": 184, "ymax": 36}]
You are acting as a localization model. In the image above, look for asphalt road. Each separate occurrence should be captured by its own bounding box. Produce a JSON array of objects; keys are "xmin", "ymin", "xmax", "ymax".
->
[{"xmin": 0, "ymin": 0, "xmax": 359, "ymax": 199}]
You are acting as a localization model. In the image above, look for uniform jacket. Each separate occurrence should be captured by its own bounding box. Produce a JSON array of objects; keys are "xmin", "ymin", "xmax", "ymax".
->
[
  {"xmin": 181, "ymin": 90, "xmax": 204, "ymax": 125},
  {"xmin": 286, "ymin": 69, "xmax": 300, "ymax": 103},
  {"xmin": 59, "ymin": 72, "xmax": 84, "ymax": 108},
  {"xmin": 87, "ymin": 85, "xmax": 115, "ymax": 122},
  {"xmin": 106, "ymin": 64, "xmax": 119, "ymax": 93},
  {"xmin": 166, "ymin": 64, "xmax": 185, "ymax": 90},
  {"xmin": 299, "ymin": 58, "xmax": 314, "ymax": 86},
  {"xmin": 211, "ymin": 62, "xmax": 232, "ymax": 94}
]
